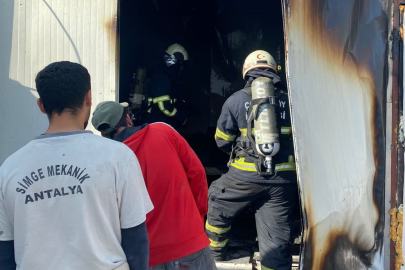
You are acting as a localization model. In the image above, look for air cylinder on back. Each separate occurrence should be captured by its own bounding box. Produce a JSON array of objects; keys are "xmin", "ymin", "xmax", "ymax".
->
[
  {"xmin": 251, "ymin": 77, "xmax": 280, "ymax": 159},
  {"xmin": 129, "ymin": 68, "xmax": 147, "ymax": 109}
]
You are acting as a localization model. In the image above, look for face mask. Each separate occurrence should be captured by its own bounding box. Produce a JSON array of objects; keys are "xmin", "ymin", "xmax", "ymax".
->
[{"xmin": 164, "ymin": 54, "xmax": 177, "ymax": 67}]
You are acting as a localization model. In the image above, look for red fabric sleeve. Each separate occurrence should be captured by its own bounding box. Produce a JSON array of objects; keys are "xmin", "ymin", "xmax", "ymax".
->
[{"xmin": 172, "ymin": 130, "xmax": 208, "ymax": 218}]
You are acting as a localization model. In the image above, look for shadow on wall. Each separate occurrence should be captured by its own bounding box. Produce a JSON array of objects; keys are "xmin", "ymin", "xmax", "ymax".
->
[{"xmin": 0, "ymin": 0, "xmax": 47, "ymax": 164}]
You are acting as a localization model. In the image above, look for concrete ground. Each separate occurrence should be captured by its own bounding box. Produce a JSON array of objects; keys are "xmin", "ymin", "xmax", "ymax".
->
[{"xmin": 215, "ymin": 238, "xmax": 300, "ymax": 270}]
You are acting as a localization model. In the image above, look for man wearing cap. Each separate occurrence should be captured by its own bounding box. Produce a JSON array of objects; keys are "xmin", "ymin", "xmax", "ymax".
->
[{"xmin": 92, "ymin": 101, "xmax": 216, "ymax": 270}]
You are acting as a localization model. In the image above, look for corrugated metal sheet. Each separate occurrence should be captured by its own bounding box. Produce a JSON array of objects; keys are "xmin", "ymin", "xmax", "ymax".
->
[
  {"xmin": 282, "ymin": 0, "xmax": 388, "ymax": 269},
  {"xmin": 0, "ymin": 0, "xmax": 118, "ymax": 164}
]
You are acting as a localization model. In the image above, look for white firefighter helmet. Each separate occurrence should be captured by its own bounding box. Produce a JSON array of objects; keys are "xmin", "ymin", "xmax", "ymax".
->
[
  {"xmin": 166, "ymin": 43, "xmax": 189, "ymax": 61},
  {"xmin": 242, "ymin": 50, "xmax": 277, "ymax": 79}
]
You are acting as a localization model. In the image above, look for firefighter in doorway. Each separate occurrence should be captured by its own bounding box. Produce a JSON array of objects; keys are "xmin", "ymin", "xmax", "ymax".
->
[
  {"xmin": 144, "ymin": 43, "xmax": 192, "ymax": 129},
  {"xmin": 206, "ymin": 50, "xmax": 298, "ymax": 270}
]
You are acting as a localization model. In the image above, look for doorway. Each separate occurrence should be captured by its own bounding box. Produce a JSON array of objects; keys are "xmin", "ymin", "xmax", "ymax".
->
[{"xmin": 118, "ymin": 0, "xmax": 300, "ymax": 266}]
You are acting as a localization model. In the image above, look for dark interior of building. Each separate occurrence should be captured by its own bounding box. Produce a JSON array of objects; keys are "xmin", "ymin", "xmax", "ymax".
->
[{"xmin": 118, "ymin": 0, "xmax": 300, "ymax": 262}]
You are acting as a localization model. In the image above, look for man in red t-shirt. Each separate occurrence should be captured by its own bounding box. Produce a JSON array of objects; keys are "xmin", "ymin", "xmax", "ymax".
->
[{"xmin": 92, "ymin": 101, "xmax": 216, "ymax": 270}]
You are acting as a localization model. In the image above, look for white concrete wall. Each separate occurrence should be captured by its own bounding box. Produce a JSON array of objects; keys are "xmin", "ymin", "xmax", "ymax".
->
[{"xmin": 0, "ymin": 0, "xmax": 118, "ymax": 164}]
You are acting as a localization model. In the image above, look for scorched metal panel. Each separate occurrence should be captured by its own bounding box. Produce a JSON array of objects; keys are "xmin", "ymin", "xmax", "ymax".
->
[{"xmin": 282, "ymin": 0, "xmax": 388, "ymax": 269}]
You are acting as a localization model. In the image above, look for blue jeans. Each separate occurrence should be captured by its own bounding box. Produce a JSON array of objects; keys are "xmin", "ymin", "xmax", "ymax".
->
[{"xmin": 149, "ymin": 247, "xmax": 217, "ymax": 270}]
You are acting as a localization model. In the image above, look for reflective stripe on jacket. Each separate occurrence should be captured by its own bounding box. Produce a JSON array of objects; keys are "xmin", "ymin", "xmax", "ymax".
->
[{"xmin": 145, "ymin": 72, "xmax": 187, "ymax": 127}]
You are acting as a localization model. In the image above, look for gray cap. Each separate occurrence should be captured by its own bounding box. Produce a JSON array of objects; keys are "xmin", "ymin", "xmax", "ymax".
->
[{"xmin": 92, "ymin": 101, "xmax": 129, "ymax": 134}]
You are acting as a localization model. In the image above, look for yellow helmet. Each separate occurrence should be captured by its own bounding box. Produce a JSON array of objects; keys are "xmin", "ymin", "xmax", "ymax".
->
[
  {"xmin": 165, "ymin": 43, "xmax": 189, "ymax": 61},
  {"xmin": 242, "ymin": 50, "xmax": 277, "ymax": 79}
]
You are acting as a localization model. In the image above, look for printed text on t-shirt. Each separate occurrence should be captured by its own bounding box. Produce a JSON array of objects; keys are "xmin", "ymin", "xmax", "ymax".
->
[{"xmin": 15, "ymin": 164, "xmax": 91, "ymax": 204}]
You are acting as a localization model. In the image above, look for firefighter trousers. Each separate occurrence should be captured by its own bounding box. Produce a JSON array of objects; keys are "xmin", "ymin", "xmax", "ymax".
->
[{"xmin": 205, "ymin": 173, "xmax": 297, "ymax": 270}]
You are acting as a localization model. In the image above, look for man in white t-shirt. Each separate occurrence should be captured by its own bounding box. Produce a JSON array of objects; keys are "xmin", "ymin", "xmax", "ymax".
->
[{"xmin": 0, "ymin": 61, "xmax": 153, "ymax": 270}]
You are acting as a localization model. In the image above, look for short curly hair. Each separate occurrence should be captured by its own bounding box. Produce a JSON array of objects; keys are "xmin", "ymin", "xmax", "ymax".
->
[{"xmin": 35, "ymin": 61, "xmax": 91, "ymax": 116}]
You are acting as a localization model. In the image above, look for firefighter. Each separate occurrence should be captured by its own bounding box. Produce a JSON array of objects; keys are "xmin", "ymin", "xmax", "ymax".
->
[
  {"xmin": 144, "ymin": 43, "xmax": 191, "ymax": 129},
  {"xmin": 206, "ymin": 50, "xmax": 298, "ymax": 270}
]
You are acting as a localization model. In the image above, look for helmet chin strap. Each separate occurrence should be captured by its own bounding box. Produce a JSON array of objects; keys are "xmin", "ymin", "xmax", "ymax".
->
[{"xmin": 245, "ymin": 69, "xmax": 281, "ymax": 87}]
